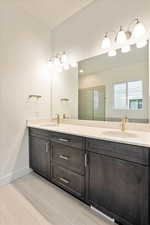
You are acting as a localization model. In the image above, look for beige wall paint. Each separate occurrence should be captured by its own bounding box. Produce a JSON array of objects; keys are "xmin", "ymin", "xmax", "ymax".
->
[{"xmin": 0, "ymin": 3, "xmax": 51, "ymax": 184}]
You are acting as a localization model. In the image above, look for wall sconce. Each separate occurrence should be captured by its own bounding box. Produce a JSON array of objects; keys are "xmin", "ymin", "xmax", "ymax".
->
[
  {"xmin": 132, "ymin": 18, "xmax": 146, "ymax": 39},
  {"xmin": 101, "ymin": 17, "xmax": 147, "ymax": 57},
  {"xmin": 101, "ymin": 33, "xmax": 111, "ymax": 49},
  {"xmin": 48, "ymin": 52, "xmax": 77, "ymax": 73},
  {"xmin": 116, "ymin": 27, "xmax": 128, "ymax": 45}
]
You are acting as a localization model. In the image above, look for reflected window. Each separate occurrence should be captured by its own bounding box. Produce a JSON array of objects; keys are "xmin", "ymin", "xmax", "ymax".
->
[
  {"xmin": 114, "ymin": 83, "xmax": 127, "ymax": 109},
  {"xmin": 114, "ymin": 80, "xmax": 143, "ymax": 110}
]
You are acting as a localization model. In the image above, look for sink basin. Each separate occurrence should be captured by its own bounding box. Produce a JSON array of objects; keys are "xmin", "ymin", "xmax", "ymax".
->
[
  {"xmin": 40, "ymin": 123, "xmax": 58, "ymax": 127},
  {"xmin": 102, "ymin": 130, "xmax": 138, "ymax": 139}
]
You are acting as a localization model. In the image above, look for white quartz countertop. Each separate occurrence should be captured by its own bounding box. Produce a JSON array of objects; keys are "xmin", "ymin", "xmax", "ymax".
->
[{"xmin": 28, "ymin": 122, "xmax": 150, "ymax": 148}]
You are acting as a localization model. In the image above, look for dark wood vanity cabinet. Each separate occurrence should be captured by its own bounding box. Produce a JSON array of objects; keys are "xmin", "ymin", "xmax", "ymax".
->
[
  {"xmin": 86, "ymin": 138, "xmax": 149, "ymax": 225},
  {"xmin": 50, "ymin": 134, "xmax": 85, "ymax": 199},
  {"xmin": 29, "ymin": 128, "xmax": 150, "ymax": 225},
  {"xmin": 87, "ymin": 152, "xmax": 148, "ymax": 225},
  {"xmin": 29, "ymin": 135, "xmax": 50, "ymax": 179}
]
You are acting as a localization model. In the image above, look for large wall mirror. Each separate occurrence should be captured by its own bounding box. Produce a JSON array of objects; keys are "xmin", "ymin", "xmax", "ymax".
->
[{"xmin": 78, "ymin": 44, "xmax": 149, "ymax": 123}]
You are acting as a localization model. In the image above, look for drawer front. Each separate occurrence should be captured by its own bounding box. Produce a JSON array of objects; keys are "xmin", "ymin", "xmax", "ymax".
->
[
  {"xmin": 51, "ymin": 164, "xmax": 84, "ymax": 198},
  {"xmin": 50, "ymin": 132, "xmax": 83, "ymax": 149},
  {"xmin": 86, "ymin": 138, "xmax": 149, "ymax": 166},
  {"xmin": 29, "ymin": 128, "xmax": 50, "ymax": 138},
  {"xmin": 52, "ymin": 142, "xmax": 85, "ymax": 175}
]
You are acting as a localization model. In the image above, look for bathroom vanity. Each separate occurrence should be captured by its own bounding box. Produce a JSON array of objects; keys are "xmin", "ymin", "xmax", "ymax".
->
[{"xmin": 29, "ymin": 125, "xmax": 150, "ymax": 225}]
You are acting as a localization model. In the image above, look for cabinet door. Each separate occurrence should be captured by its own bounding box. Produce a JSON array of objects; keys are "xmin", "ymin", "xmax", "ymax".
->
[
  {"xmin": 29, "ymin": 136, "xmax": 50, "ymax": 179},
  {"xmin": 87, "ymin": 152, "xmax": 148, "ymax": 225}
]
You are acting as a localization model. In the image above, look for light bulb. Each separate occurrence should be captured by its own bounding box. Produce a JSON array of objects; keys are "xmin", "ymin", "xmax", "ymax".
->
[
  {"xmin": 79, "ymin": 69, "xmax": 84, "ymax": 73},
  {"xmin": 54, "ymin": 57, "xmax": 60, "ymax": 66},
  {"xmin": 108, "ymin": 49, "xmax": 117, "ymax": 57},
  {"xmin": 48, "ymin": 59, "xmax": 53, "ymax": 68},
  {"xmin": 121, "ymin": 45, "xmax": 131, "ymax": 53},
  {"xmin": 132, "ymin": 19, "xmax": 146, "ymax": 39},
  {"xmin": 136, "ymin": 39, "xmax": 147, "ymax": 48},
  {"xmin": 71, "ymin": 62, "xmax": 78, "ymax": 68},
  {"xmin": 64, "ymin": 63, "xmax": 70, "ymax": 70},
  {"xmin": 116, "ymin": 27, "xmax": 127, "ymax": 44},
  {"xmin": 61, "ymin": 52, "xmax": 68, "ymax": 63},
  {"xmin": 57, "ymin": 66, "xmax": 63, "ymax": 73},
  {"xmin": 101, "ymin": 33, "xmax": 111, "ymax": 49}
]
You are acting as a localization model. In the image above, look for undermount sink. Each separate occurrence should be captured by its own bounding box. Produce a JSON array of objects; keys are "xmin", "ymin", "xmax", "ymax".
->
[
  {"xmin": 40, "ymin": 123, "xmax": 58, "ymax": 127},
  {"xmin": 102, "ymin": 130, "xmax": 138, "ymax": 139}
]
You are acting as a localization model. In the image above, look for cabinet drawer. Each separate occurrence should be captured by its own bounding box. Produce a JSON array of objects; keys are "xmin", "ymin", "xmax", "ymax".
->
[
  {"xmin": 50, "ymin": 132, "xmax": 83, "ymax": 149},
  {"xmin": 52, "ymin": 142, "xmax": 84, "ymax": 175},
  {"xmin": 29, "ymin": 128, "xmax": 50, "ymax": 138},
  {"xmin": 86, "ymin": 138, "xmax": 149, "ymax": 166},
  {"xmin": 51, "ymin": 164, "xmax": 84, "ymax": 198}
]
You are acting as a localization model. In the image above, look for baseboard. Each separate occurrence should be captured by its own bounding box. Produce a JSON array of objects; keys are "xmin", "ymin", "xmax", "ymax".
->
[{"xmin": 0, "ymin": 167, "xmax": 32, "ymax": 186}]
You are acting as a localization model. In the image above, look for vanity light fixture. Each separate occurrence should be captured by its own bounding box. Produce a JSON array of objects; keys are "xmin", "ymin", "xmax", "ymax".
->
[
  {"xmin": 132, "ymin": 18, "xmax": 146, "ymax": 39},
  {"xmin": 48, "ymin": 52, "xmax": 77, "ymax": 72},
  {"xmin": 63, "ymin": 63, "xmax": 70, "ymax": 70},
  {"xmin": 61, "ymin": 52, "xmax": 68, "ymax": 64},
  {"xmin": 54, "ymin": 56, "xmax": 61, "ymax": 66},
  {"xmin": 108, "ymin": 49, "xmax": 117, "ymax": 57},
  {"xmin": 48, "ymin": 58, "xmax": 53, "ymax": 67},
  {"xmin": 101, "ymin": 33, "xmax": 111, "ymax": 49},
  {"xmin": 71, "ymin": 62, "xmax": 78, "ymax": 68},
  {"xmin": 136, "ymin": 39, "xmax": 147, "ymax": 48},
  {"xmin": 57, "ymin": 66, "xmax": 63, "ymax": 73},
  {"xmin": 121, "ymin": 44, "xmax": 131, "ymax": 53},
  {"xmin": 116, "ymin": 27, "xmax": 127, "ymax": 45},
  {"xmin": 101, "ymin": 17, "xmax": 147, "ymax": 57}
]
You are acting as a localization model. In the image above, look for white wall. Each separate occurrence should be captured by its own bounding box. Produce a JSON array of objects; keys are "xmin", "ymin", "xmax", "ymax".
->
[
  {"xmin": 52, "ymin": 68, "xmax": 78, "ymax": 118},
  {"xmin": 0, "ymin": 2, "xmax": 51, "ymax": 184},
  {"xmin": 51, "ymin": 0, "xmax": 150, "ymax": 118},
  {"xmin": 51, "ymin": 0, "xmax": 150, "ymax": 61}
]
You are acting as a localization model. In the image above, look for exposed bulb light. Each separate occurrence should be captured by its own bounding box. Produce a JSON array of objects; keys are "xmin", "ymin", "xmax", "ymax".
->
[
  {"xmin": 132, "ymin": 18, "xmax": 146, "ymax": 39},
  {"xmin": 121, "ymin": 45, "xmax": 131, "ymax": 53},
  {"xmin": 136, "ymin": 39, "xmax": 147, "ymax": 48},
  {"xmin": 61, "ymin": 52, "xmax": 68, "ymax": 63},
  {"xmin": 101, "ymin": 33, "xmax": 111, "ymax": 49},
  {"xmin": 64, "ymin": 63, "xmax": 70, "ymax": 70},
  {"xmin": 116, "ymin": 27, "xmax": 127, "ymax": 44},
  {"xmin": 108, "ymin": 49, "xmax": 117, "ymax": 57}
]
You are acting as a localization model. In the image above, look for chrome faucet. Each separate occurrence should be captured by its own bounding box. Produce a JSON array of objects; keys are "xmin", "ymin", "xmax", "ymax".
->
[
  {"xmin": 121, "ymin": 116, "xmax": 128, "ymax": 132},
  {"xmin": 56, "ymin": 114, "xmax": 60, "ymax": 125}
]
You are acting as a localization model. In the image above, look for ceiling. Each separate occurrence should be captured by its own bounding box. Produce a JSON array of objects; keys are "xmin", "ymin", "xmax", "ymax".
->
[{"xmin": 12, "ymin": 0, "xmax": 95, "ymax": 30}]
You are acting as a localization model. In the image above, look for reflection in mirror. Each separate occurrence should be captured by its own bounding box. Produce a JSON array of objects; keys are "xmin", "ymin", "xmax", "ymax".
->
[{"xmin": 78, "ymin": 44, "xmax": 149, "ymax": 123}]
